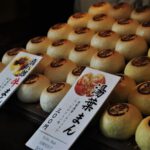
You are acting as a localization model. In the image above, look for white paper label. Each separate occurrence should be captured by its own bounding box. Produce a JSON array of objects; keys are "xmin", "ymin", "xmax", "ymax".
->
[
  {"xmin": 0, "ymin": 52, "xmax": 42, "ymax": 107},
  {"xmin": 26, "ymin": 67, "xmax": 120, "ymax": 150}
]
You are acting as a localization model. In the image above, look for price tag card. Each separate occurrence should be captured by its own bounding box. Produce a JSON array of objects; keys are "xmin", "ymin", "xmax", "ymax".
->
[
  {"xmin": 0, "ymin": 52, "xmax": 42, "ymax": 107},
  {"xmin": 26, "ymin": 67, "xmax": 120, "ymax": 150}
]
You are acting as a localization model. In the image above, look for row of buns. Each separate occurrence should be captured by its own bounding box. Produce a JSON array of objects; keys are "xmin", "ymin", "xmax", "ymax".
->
[
  {"xmin": 47, "ymin": 20, "xmax": 150, "ymax": 44},
  {"xmin": 21, "ymin": 31, "xmax": 149, "ymax": 62},
  {"xmin": 66, "ymin": 2, "xmax": 150, "ymax": 29},
  {"xmin": 0, "ymin": 48, "xmax": 149, "ymax": 113},
  {"xmin": 1, "ymin": 46, "xmax": 150, "ymax": 83},
  {"xmin": 15, "ymin": 64, "xmax": 85, "ymax": 113},
  {"xmin": 17, "ymin": 73, "xmax": 71, "ymax": 113},
  {"xmin": 67, "ymin": 13, "xmax": 150, "ymax": 43},
  {"xmin": 46, "ymin": 3, "xmax": 150, "ymax": 44},
  {"xmin": 87, "ymin": 2, "xmax": 150, "ymax": 23}
]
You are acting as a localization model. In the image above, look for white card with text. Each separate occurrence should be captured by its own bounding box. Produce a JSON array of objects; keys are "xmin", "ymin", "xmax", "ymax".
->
[
  {"xmin": 0, "ymin": 52, "xmax": 42, "ymax": 107},
  {"xmin": 26, "ymin": 67, "xmax": 120, "ymax": 150}
]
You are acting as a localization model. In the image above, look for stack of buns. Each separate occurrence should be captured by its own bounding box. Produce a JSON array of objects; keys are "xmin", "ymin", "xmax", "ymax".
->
[{"xmin": 1, "ymin": 2, "xmax": 150, "ymax": 148}]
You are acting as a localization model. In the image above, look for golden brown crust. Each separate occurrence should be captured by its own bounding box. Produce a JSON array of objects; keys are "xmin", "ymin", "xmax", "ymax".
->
[
  {"xmin": 24, "ymin": 74, "xmax": 39, "ymax": 84},
  {"xmin": 131, "ymin": 56, "xmax": 150, "ymax": 66},
  {"xmin": 97, "ymin": 49, "xmax": 114, "ymax": 58},
  {"xmin": 47, "ymin": 83, "xmax": 65, "ymax": 93},
  {"xmin": 107, "ymin": 103, "xmax": 129, "ymax": 116},
  {"xmin": 50, "ymin": 58, "xmax": 66, "ymax": 67},
  {"xmin": 31, "ymin": 36, "xmax": 46, "ymax": 43}
]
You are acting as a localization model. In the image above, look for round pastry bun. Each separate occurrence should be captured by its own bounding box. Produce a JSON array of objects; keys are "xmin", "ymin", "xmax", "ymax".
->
[
  {"xmin": 91, "ymin": 30, "xmax": 119, "ymax": 49},
  {"xmin": 115, "ymin": 34, "xmax": 148, "ymax": 61},
  {"xmin": 17, "ymin": 74, "xmax": 50, "ymax": 103},
  {"xmin": 88, "ymin": 2, "xmax": 112, "ymax": 15},
  {"xmin": 111, "ymin": 74, "xmax": 136, "ymax": 103},
  {"xmin": 90, "ymin": 49, "xmax": 125, "ymax": 73},
  {"xmin": 108, "ymin": 2, "xmax": 132, "ymax": 19},
  {"xmin": 100, "ymin": 103, "xmax": 142, "ymax": 140},
  {"xmin": 87, "ymin": 13, "xmax": 115, "ymax": 32},
  {"xmin": 33, "ymin": 53, "xmax": 53, "ymax": 74},
  {"xmin": 131, "ymin": 7, "xmax": 150, "ymax": 23},
  {"xmin": 66, "ymin": 66, "xmax": 85, "ymax": 85},
  {"xmin": 2, "ymin": 47, "xmax": 26, "ymax": 65},
  {"xmin": 135, "ymin": 116, "xmax": 150, "ymax": 150},
  {"xmin": 112, "ymin": 18, "xmax": 139, "ymax": 36},
  {"xmin": 26, "ymin": 36, "xmax": 52, "ymax": 54},
  {"xmin": 44, "ymin": 58, "xmax": 76, "ymax": 83},
  {"xmin": 68, "ymin": 27, "xmax": 94, "ymax": 45},
  {"xmin": 67, "ymin": 12, "xmax": 91, "ymax": 28},
  {"xmin": 128, "ymin": 81, "xmax": 150, "ymax": 115},
  {"xmin": 47, "ymin": 39, "xmax": 75, "ymax": 59},
  {"xmin": 136, "ymin": 21, "xmax": 150, "ymax": 44},
  {"xmin": 40, "ymin": 82, "xmax": 71, "ymax": 113},
  {"xmin": 69, "ymin": 44, "xmax": 97, "ymax": 66},
  {"xmin": 0, "ymin": 62, "xmax": 5, "ymax": 72},
  {"xmin": 124, "ymin": 56, "xmax": 150, "ymax": 83},
  {"xmin": 47, "ymin": 23, "xmax": 73, "ymax": 41}
]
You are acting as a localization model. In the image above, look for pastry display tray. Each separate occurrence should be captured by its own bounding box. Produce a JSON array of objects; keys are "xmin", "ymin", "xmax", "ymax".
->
[{"xmin": 8, "ymin": 96, "xmax": 140, "ymax": 150}]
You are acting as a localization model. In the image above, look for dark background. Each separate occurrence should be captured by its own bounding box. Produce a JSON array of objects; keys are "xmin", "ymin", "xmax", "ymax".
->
[{"xmin": 0, "ymin": 0, "xmax": 74, "ymax": 55}]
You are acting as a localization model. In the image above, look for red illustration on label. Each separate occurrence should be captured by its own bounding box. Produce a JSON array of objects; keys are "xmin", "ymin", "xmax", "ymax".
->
[{"xmin": 74, "ymin": 73, "xmax": 105, "ymax": 97}]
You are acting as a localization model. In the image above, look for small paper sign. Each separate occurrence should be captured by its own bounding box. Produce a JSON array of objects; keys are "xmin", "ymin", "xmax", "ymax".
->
[
  {"xmin": 0, "ymin": 52, "xmax": 42, "ymax": 107},
  {"xmin": 26, "ymin": 67, "xmax": 120, "ymax": 150}
]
